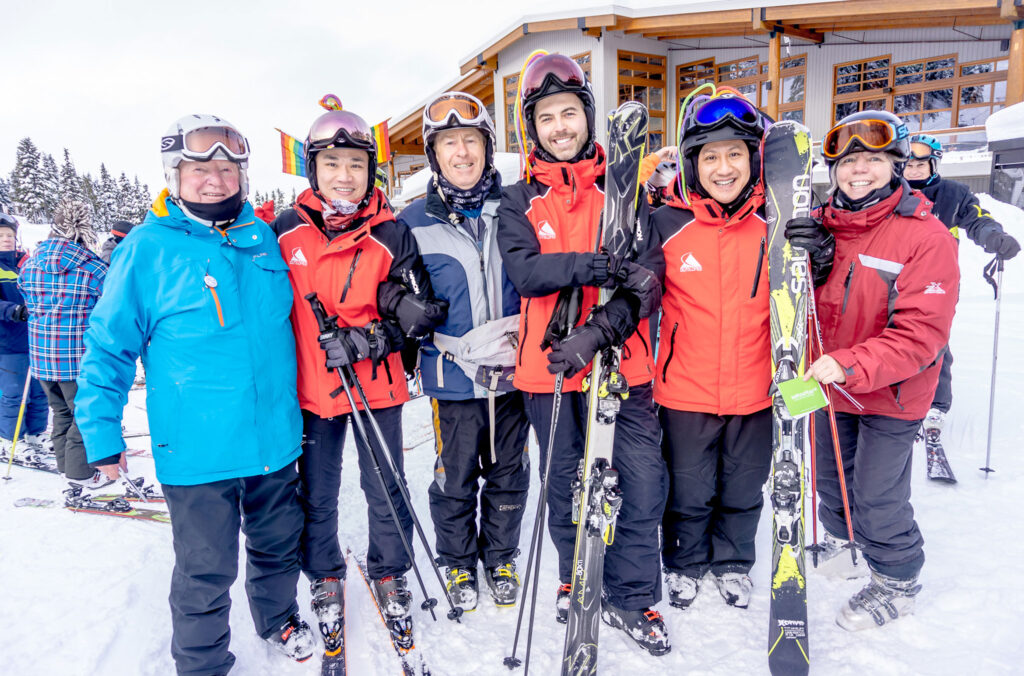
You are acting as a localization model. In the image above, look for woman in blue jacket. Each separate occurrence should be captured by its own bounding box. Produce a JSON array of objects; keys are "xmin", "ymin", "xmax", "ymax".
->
[{"xmin": 75, "ymin": 114, "xmax": 314, "ymax": 674}]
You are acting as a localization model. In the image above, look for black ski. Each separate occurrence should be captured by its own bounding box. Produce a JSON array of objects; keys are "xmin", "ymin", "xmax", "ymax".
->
[
  {"xmin": 763, "ymin": 119, "xmax": 813, "ymax": 676},
  {"xmin": 922, "ymin": 430, "xmax": 957, "ymax": 483},
  {"xmin": 346, "ymin": 551, "xmax": 430, "ymax": 676},
  {"xmin": 62, "ymin": 484, "xmax": 171, "ymax": 524},
  {"xmin": 1, "ymin": 450, "xmax": 59, "ymax": 474},
  {"xmin": 562, "ymin": 100, "xmax": 648, "ymax": 676}
]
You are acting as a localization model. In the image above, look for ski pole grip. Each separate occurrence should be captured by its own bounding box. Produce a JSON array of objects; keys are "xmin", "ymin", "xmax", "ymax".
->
[{"xmin": 304, "ymin": 292, "xmax": 332, "ymax": 334}]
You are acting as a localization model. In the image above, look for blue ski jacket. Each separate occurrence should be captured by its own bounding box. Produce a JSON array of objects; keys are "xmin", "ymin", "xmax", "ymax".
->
[
  {"xmin": 0, "ymin": 250, "xmax": 29, "ymax": 354},
  {"xmin": 75, "ymin": 190, "xmax": 303, "ymax": 485}
]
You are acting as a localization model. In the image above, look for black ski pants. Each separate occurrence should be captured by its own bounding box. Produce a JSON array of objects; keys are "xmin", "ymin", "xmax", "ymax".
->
[
  {"xmin": 930, "ymin": 344, "xmax": 953, "ymax": 413},
  {"xmin": 163, "ymin": 463, "xmax": 304, "ymax": 676},
  {"xmin": 298, "ymin": 405, "xmax": 413, "ymax": 581},
  {"xmin": 428, "ymin": 393, "xmax": 531, "ymax": 570},
  {"xmin": 524, "ymin": 382, "xmax": 668, "ymax": 611},
  {"xmin": 815, "ymin": 411, "xmax": 925, "ymax": 580},
  {"xmin": 660, "ymin": 407, "xmax": 773, "ymax": 577}
]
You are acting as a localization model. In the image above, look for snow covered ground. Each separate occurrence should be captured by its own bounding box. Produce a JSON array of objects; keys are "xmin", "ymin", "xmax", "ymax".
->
[{"xmin": 2, "ymin": 196, "xmax": 1023, "ymax": 675}]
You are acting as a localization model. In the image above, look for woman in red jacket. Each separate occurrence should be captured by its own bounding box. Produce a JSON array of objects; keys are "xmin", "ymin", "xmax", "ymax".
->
[
  {"xmin": 791, "ymin": 110, "xmax": 959, "ymax": 631},
  {"xmin": 270, "ymin": 109, "xmax": 445, "ymax": 653},
  {"xmin": 652, "ymin": 93, "xmax": 778, "ymax": 611}
]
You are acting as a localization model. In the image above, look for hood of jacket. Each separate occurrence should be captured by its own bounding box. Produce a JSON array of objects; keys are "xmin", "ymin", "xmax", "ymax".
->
[
  {"xmin": 527, "ymin": 145, "xmax": 606, "ymax": 212},
  {"xmin": 34, "ymin": 237, "xmax": 100, "ymax": 274},
  {"xmin": 822, "ymin": 182, "xmax": 934, "ymax": 236}
]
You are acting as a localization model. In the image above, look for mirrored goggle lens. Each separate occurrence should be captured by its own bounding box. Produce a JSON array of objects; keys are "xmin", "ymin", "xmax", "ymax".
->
[
  {"xmin": 521, "ymin": 55, "xmax": 585, "ymax": 99},
  {"xmin": 693, "ymin": 97, "xmax": 759, "ymax": 126},
  {"xmin": 309, "ymin": 111, "xmax": 373, "ymax": 148},
  {"xmin": 910, "ymin": 142, "xmax": 934, "ymax": 160},
  {"xmin": 823, "ymin": 120, "xmax": 895, "ymax": 158},
  {"xmin": 184, "ymin": 126, "xmax": 248, "ymax": 156},
  {"xmin": 426, "ymin": 95, "xmax": 483, "ymax": 124}
]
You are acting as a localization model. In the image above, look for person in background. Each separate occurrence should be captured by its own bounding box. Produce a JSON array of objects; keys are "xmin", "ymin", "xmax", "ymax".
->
[
  {"xmin": 902, "ymin": 133, "xmax": 1019, "ymax": 480},
  {"xmin": 99, "ymin": 220, "xmax": 137, "ymax": 263},
  {"xmin": 398, "ymin": 91, "xmax": 529, "ymax": 613},
  {"xmin": 18, "ymin": 200, "xmax": 121, "ymax": 487},
  {"xmin": 791, "ymin": 110, "xmax": 959, "ymax": 630},
  {"xmin": 76, "ymin": 114, "xmax": 314, "ymax": 673},
  {"xmin": 0, "ymin": 211, "xmax": 51, "ymax": 462}
]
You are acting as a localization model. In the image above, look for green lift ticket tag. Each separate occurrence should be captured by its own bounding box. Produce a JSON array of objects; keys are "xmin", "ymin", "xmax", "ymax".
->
[{"xmin": 777, "ymin": 377, "xmax": 828, "ymax": 418}]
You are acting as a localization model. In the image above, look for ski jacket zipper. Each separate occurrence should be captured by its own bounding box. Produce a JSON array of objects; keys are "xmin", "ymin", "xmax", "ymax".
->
[
  {"xmin": 518, "ymin": 298, "xmax": 532, "ymax": 366},
  {"xmin": 661, "ymin": 322, "xmax": 679, "ymax": 382},
  {"xmin": 750, "ymin": 236, "xmax": 766, "ymax": 298},
  {"xmin": 340, "ymin": 248, "xmax": 362, "ymax": 303},
  {"xmin": 841, "ymin": 261, "xmax": 855, "ymax": 314}
]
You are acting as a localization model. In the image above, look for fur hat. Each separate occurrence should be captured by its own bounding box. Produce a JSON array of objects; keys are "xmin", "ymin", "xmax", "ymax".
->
[{"xmin": 52, "ymin": 200, "xmax": 97, "ymax": 248}]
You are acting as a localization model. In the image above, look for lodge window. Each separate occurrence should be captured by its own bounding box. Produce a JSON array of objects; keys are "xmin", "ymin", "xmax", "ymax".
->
[
  {"xmin": 677, "ymin": 54, "xmax": 806, "ymax": 133},
  {"xmin": 832, "ymin": 54, "xmax": 1008, "ymax": 130},
  {"xmin": 618, "ymin": 50, "xmax": 667, "ymax": 150},
  {"xmin": 504, "ymin": 52, "xmax": 591, "ymax": 154}
]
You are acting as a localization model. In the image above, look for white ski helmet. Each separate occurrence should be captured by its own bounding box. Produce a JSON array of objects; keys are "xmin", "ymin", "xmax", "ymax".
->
[{"xmin": 161, "ymin": 114, "xmax": 250, "ymax": 202}]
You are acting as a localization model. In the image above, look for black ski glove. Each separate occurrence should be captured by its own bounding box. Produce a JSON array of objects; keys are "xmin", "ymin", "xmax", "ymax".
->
[
  {"xmin": 590, "ymin": 251, "xmax": 623, "ymax": 287},
  {"xmin": 9, "ymin": 305, "xmax": 28, "ymax": 322},
  {"xmin": 320, "ymin": 327, "xmax": 371, "ymax": 370},
  {"xmin": 546, "ymin": 314, "xmax": 614, "ymax": 377},
  {"xmin": 784, "ymin": 216, "xmax": 835, "ymax": 286},
  {"xmin": 982, "ymin": 231, "xmax": 1020, "ymax": 260},
  {"xmin": 614, "ymin": 262, "xmax": 662, "ymax": 320},
  {"xmin": 394, "ymin": 293, "xmax": 449, "ymax": 339}
]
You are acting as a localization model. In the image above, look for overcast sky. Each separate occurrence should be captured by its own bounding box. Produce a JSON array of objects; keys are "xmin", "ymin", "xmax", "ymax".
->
[{"xmin": 1, "ymin": 0, "xmax": 669, "ymax": 199}]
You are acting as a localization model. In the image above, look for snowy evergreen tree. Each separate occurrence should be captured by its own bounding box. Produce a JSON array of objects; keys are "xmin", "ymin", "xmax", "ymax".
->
[
  {"xmin": 252, "ymin": 189, "xmax": 265, "ymax": 207},
  {"xmin": 10, "ymin": 137, "xmax": 44, "ymax": 220},
  {"xmin": 0, "ymin": 178, "xmax": 11, "ymax": 212},
  {"xmin": 80, "ymin": 173, "xmax": 100, "ymax": 218},
  {"xmin": 132, "ymin": 177, "xmax": 151, "ymax": 221},
  {"xmin": 116, "ymin": 172, "xmax": 135, "ymax": 221},
  {"xmin": 95, "ymin": 164, "xmax": 118, "ymax": 231},
  {"xmin": 59, "ymin": 149, "xmax": 85, "ymax": 204},
  {"xmin": 40, "ymin": 154, "xmax": 61, "ymax": 221}
]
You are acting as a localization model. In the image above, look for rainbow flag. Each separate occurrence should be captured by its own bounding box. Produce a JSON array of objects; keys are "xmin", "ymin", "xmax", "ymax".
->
[
  {"xmin": 277, "ymin": 129, "xmax": 306, "ymax": 177},
  {"xmin": 372, "ymin": 120, "xmax": 390, "ymax": 165}
]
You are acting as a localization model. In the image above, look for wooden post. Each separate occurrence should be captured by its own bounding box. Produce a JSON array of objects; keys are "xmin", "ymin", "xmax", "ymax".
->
[
  {"xmin": 1008, "ymin": 22, "xmax": 1024, "ymax": 106},
  {"xmin": 767, "ymin": 31, "xmax": 781, "ymax": 120}
]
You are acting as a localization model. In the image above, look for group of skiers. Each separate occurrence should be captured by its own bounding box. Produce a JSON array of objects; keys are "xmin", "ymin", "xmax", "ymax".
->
[{"xmin": 0, "ymin": 47, "xmax": 1018, "ymax": 675}]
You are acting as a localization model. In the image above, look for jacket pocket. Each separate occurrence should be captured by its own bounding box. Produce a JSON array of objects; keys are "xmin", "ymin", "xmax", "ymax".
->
[
  {"xmin": 661, "ymin": 322, "xmax": 679, "ymax": 383},
  {"xmin": 518, "ymin": 298, "xmax": 532, "ymax": 367},
  {"xmin": 841, "ymin": 261, "xmax": 856, "ymax": 314},
  {"xmin": 750, "ymin": 236, "xmax": 766, "ymax": 299},
  {"xmin": 250, "ymin": 252, "xmax": 294, "ymax": 320}
]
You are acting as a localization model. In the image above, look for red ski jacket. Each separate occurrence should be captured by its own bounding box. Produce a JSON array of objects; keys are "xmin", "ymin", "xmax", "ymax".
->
[
  {"xmin": 816, "ymin": 185, "xmax": 959, "ymax": 420},
  {"xmin": 652, "ymin": 186, "xmax": 772, "ymax": 414},
  {"xmin": 272, "ymin": 188, "xmax": 428, "ymax": 417},
  {"xmin": 496, "ymin": 147, "xmax": 664, "ymax": 394}
]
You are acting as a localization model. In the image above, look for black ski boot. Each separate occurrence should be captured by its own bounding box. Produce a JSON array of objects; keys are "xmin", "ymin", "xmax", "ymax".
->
[
  {"xmin": 485, "ymin": 562, "xmax": 520, "ymax": 608},
  {"xmin": 556, "ymin": 582, "xmax": 571, "ymax": 624},
  {"xmin": 444, "ymin": 567, "xmax": 479, "ymax": 612},
  {"xmin": 600, "ymin": 601, "xmax": 671, "ymax": 656},
  {"xmin": 373, "ymin": 576, "xmax": 415, "ymax": 650},
  {"xmin": 264, "ymin": 614, "xmax": 315, "ymax": 663},
  {"xmin": 311, "ymin": 576, "xmax": 345, "ymax": 673}
]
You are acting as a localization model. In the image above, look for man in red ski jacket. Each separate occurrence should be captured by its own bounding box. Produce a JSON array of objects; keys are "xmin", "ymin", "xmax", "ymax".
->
[{"xmin": 497, "ymin": 52, "xmax": 669, "ymax": 656}]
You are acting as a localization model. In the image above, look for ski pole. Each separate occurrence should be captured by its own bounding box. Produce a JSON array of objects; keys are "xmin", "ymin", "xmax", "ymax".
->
[
  {"xmin": 808, "ymin": 285, "xmax": 858, "ymax": 564},
  {"xmin": 3, "ymin": 368, "xmax": 34, "ymax": 481},
  {"xmin": 805, "ymin": 310, "xmax": 822, "ymax": 565},
  {"xmin": 303, "ymin": 292, "xmax": 442, "ymax": 623},
  {"xmin": 506, "ymin": 287, "xmax": 580, "ymax": 673},
  {"xmin": 981, "ymin": 256, "xmax": 1004, "ymax": 477},
  {"xmin": 344, "ymin": 363, "xmax": 464, "ymax": 622},
  {"xmin": 505, "ymin": 372, "xmax": 564, "ymax": 674}
]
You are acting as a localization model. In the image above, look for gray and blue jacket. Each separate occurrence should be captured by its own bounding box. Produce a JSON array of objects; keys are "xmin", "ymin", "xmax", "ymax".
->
[{"xmin": 398, "ymin": 179, "xmax": 520, "ymax": 400}]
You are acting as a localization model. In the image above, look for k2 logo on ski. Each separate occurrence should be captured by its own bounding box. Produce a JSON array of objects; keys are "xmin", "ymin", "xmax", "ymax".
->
[
  {"xmin": 289, "ymin": 248, "xmax": 308, "ymax": 266},
  {"xmin": 679, "ymin": 252, "xmax": 702, "ymax": 272},
  {"xmin": 538, "ymin": 221, "xmax": 557, "ymax": 240}
]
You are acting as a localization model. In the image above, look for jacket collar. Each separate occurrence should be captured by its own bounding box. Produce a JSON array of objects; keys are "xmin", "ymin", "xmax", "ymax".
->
[
  {"xmin": 148, "ymin": 189, "xmax": 263, "ymax": 248},
  {"xmin": 529, "ymin": 144, "xmax": 606, "ymax": 211},
  {"xmin": 293, "ymin": 187, "xmax": 395, "ymax": 249},
  {"xmin": 425, "ymin": 174, "xmax": 502, "ymax": 226},
  {"xmin": 673, "ymin": 183, "xmax": 765, "ymax": 227},
  {"xmin": 823, "ymin": 181, "xmax": 932, "ymax": 234}
]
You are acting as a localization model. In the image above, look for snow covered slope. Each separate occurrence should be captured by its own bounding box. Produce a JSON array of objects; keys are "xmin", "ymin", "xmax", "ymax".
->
[{"xmin": 1, "ymin": 198, "xmax": 1022, "ymax": 675}]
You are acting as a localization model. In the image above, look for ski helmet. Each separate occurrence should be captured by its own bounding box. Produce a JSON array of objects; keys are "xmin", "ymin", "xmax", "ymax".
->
[
  {"xmin": 0, "ymin": 212, "xmax": 17, "ymax": 234},
  {"xmin": 422, "ymin": 91, "xmax": 496, "ymax": 176},
  {"xmin": 304, "ymin": 110, "xmax": 377, "ymax": 208},
  {"xmin": 822, "ymin": 110, "xmax": 910, "ymax": 167},
  {"xmin": 161, "ymin": 114, "xmax": 250, "ymax": 202},
  {"xmin": 679, "ymin": 94, "xmax": 766, "ymax": 200},
  {"xmin": 909, "ymin": 133, "xmax": 943, "ymax": 179},
  {"xmin": 519, "ymin": 53, "xmax": 596, "ymax": 155}
]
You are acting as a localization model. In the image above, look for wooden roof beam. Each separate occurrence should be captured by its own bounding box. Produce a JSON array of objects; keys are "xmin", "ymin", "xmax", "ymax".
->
[
  {"xmin": 800, "ymin": 14, "xmax": 1004, "ymax": 30},
  {"xmin": 618, "ymin": 9, "xmax": 751, "ymax": 34},
  {"xmin": 459, "ymin": 14, "xmax": 618, "ymax": 75},
  {"xmin": 753, "ymin": 10, "xmax": 825, "ymax": 43},
  {"xmin": 765, "ymin": 0, "xmax": 998, "ymax": 22},
  {"xmin": 1001, "ymin": 0, "xmax": 1024, "ymax": 20}
]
